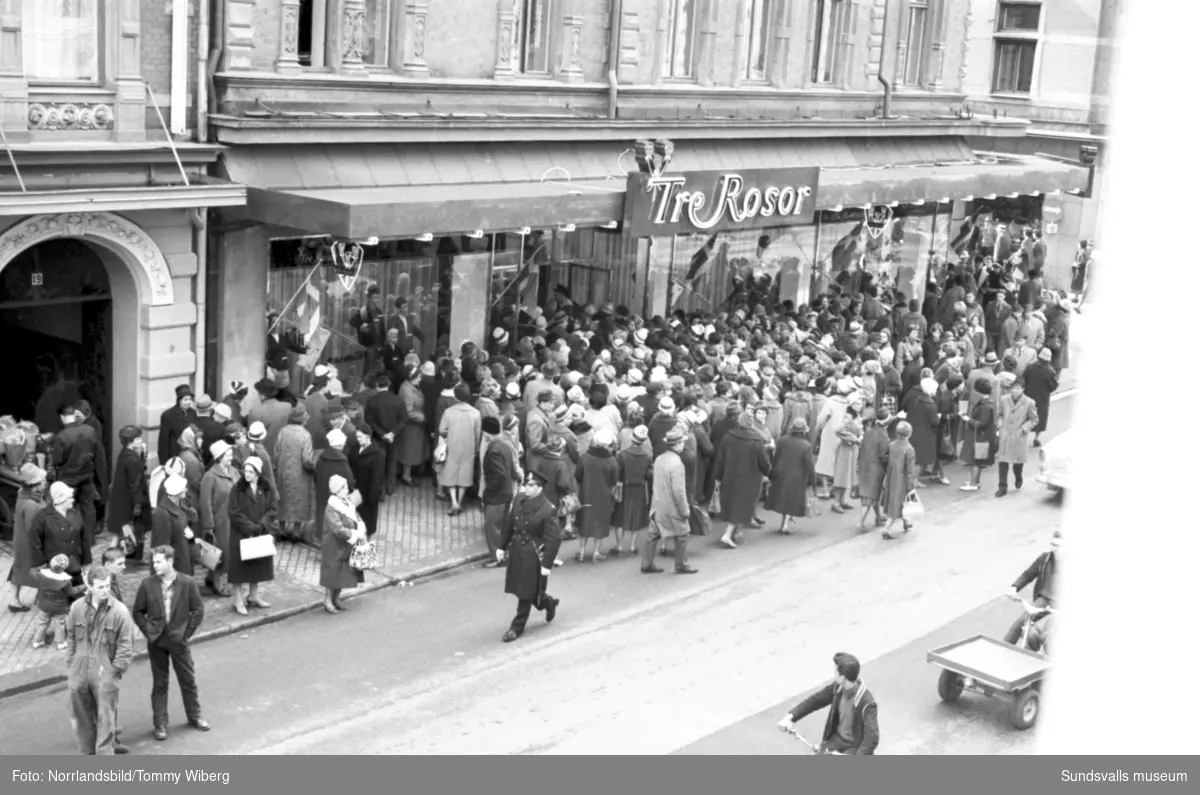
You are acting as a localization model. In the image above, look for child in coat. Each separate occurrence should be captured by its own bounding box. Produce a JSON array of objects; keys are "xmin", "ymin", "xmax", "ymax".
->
[{"xmin": 31, "ymin": 554, "xmax": 81, "ymax": 650}]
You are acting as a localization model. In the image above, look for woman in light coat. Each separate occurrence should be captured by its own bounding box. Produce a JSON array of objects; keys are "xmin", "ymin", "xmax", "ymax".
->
[
  {"xmin": 995, "ymin": 377, "xmax": 1039, "ymax": 497},
  {"xmin": 273, "ymin": 405, "xmax": 316, "ymax": 542},
  {"xmin": 397, "ymin": 365, "xmax": 429, "ymax": 485},
  {"xmin": 830, "ymin": 403, "xmax": 864, "ymax": 514},
  {"xmin": 881, "ymin": 421, "xmax": 919, "ymax": 540},
  {"xmin": 814, "ymin": 379, "xmax": 854, "ymax": 498},
  {"xmin": 437, "ymin": 383, "xmax": 482, "ymax": 516},
  {"xmin": 198, "ymin": 440, "xmax": 238, "ymax": 597},
  {"xmin": 320, "ymin": 474, "xmax": 366, "ymax": 614}
]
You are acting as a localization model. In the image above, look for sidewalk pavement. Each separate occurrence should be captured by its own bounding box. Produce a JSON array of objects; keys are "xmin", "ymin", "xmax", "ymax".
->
[{"xmin": 0, "ymin": 479, "xmax": 489, "ymax": 698}]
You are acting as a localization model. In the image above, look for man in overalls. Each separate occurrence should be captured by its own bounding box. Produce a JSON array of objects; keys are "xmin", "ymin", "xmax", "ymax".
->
[{"xmin": 65, "ymin": 566, "xmax": 135, "ymax": 755}]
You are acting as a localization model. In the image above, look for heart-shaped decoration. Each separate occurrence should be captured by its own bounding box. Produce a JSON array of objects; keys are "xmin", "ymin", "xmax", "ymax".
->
[
  {"xmin": 331, "ymin": 241, "xmax": 364, "ymax": 291},
  {"xmin": 864, "ymin": 205, "xmax": 893, "ymax": 239}
]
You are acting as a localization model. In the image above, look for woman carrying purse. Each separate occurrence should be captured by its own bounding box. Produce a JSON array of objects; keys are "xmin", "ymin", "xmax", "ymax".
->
[
  {"xmin": 320, "ymin": 474, "xmax": 366, "ymax": 614},
  {"xmin": 227, "ymin": 456, "xmax": 278, "ymax": 615},
  {"xmin": 958, "ymin": 380, "xmax": 998, "ymax": 492}
]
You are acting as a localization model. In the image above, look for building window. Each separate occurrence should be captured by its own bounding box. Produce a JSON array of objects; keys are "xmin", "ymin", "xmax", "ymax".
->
[
  {"xmin": 517, "ymin": 0, "xmax": 552, "ymax": 74},
  {"xmin": 991, "ymin": 1, "xmax": 1041, "ymax": 94},
  {"xmin": 903, "ymin": 0, "xmax": 929, "ymax": 86},
  {"xmin": 745, "ymin": 0, "xmax": 772, "ymax": 81},
  {"xmin": 363, "ymin": 0, "xmax": 393, "ymax": 66},
  {"xmin": 21, "ymin": 0, "xmax": 99, "ymax": 82},
  {"xmin": 811, "ymin": 0, "xmax": 849, "ymax": 85},
  {"xmin": 663, "ymin": 0, "xmax": 698, "ymax": 79}
]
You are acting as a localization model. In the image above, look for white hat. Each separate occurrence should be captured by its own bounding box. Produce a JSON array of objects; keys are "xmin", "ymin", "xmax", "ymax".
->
[
  {"xmin": 593, "ymin": 427, "xmax": 616, "ymax": 448},
  {"xmin": 248, "ymin": 421, "xmax": 267, "ymax": 441},
  {"xmin": 326, "ymin": 428, "xmax": 346, "ymax": 448},
  {"xmin": 210, "ymin": 440, "xmax": 232, "ymax": 461},
  {"xmin": 505, "ymin": 381, "xmax": 520, "ymax": 398},
  {"xmin": 328, "ymin": 474, "xmax": 348, "ymax": 494},
  {"xmin": 615, "ymin": 384, "xmax": 632, "ymax": 401},
  {"xmin": 213, "ymin": 403, "xmax": 232, "ymax": 421},
  {"xmin": 314, "ymin": 364, "xmax": 330, "ymax": 378},
  {"xmin": 658, "ymin": 396, "xmax": 676, "ymax": 413},
  {"xmin": 164, "ymin": 474, "xmax": 187, "ymax": 496},
  {"xmin": 49, "ymin": 481, "xmax": 74, "ymax": 503},
  {"xmin": 243, "ymin": 455, "xmax": 264, "ymax": 474},
  {"xmin": 627, "ymin": 369, "xmax": 643, "ymax": 384}
]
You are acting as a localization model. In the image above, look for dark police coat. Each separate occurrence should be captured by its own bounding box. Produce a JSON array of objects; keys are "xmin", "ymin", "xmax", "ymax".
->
[{"xmin": 499, "ymin": 491, "xmax": 563, "ymax": 603}]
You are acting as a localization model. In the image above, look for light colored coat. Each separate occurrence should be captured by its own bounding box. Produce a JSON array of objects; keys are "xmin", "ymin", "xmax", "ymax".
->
[
  {"xmin": 438, "ymin": 402, "xmax": 481, "ymax": 487},
  {"xmin": 650, "ymin": 450, "xmax": 690, "ymax": 538},
  {"xmin": 996, "ymin": 393, "xmax": 1039, "ymax": 464},
  {"xmin": 198, "ymin": 463, "xmax": 238, "ymax": 560},
  {"xmin": 815, "ymin": 395, "xmax": 851, "ymax": 477},
  {"xmin": 274, "ymin": 423, "xmax": 316, "ymax": 524}
]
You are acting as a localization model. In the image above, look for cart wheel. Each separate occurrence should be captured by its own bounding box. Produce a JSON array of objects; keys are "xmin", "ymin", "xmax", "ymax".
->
[
  {"xmin": 1011, "ymin": 688, "xmax": 1040, "ymax": 730},
  {"xmin": 0, "ymin": 496, "xmax": 13, "ymax": 542},
  {"xmin": 937, "ymin": 669, "xmax": 964, "ymax": 703}
]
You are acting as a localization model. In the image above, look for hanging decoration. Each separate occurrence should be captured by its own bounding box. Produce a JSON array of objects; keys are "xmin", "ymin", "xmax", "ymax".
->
[
  {"xmin": 329, "ymin": 241, "xmax": 365, "ymax": 291},
  {"xmin": 864, "ymin": 205, "xmax": 893, "ymax": 239}
]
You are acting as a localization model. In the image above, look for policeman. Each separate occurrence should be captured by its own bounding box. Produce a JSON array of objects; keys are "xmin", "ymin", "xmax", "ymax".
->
[
  {"xmin": 496, "ymin": 471, "xmax": 563, "ymax": 643},
  {"xmin": 65, "ymin": 565, "xmax": 135, "ymax": 755}
]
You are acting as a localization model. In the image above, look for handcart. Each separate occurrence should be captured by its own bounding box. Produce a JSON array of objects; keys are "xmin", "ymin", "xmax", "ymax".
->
[{"xmin": 926, "ymin": 634, "xmax": 1050, "ymax": 731}]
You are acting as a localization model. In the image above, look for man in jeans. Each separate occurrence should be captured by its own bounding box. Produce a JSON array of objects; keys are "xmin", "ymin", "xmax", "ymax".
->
[
  {"xmin": 132, "ymin": 545, "xmax": 210, "ymax": 742},
  {"xmin": 65, "ymin": 565, "xmax": 135, "ymax": 755},
  {"xmin": 481, "ymin": 416, "xmax": 520, "ymax": 568}
]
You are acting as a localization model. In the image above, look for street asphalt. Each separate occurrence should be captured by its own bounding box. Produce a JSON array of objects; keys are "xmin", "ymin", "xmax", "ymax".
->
[{"xmin": 0, "ymin": 396, "xmax": 1075, "ymax": 756}]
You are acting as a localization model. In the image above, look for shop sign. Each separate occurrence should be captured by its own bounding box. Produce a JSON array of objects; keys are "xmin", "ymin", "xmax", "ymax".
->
[{"xmin": 624, "ymin": 167, "xmax": 821, "ymax": 238}]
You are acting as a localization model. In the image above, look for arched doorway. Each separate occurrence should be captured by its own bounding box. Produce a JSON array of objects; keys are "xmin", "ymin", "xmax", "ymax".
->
[{"xmin": 0, "ymin": 239, "xmax": 114, "ymax": 455}]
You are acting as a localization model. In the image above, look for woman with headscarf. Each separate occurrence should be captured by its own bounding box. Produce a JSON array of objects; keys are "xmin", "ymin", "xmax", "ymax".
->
[
  {"xmin": 6, "ymin": 464, "xmax": 48, "ymax": 611},
  {"xmin": 320, "ymin": 474, "xmax": 366, "ymax": 614},
  {"xmin": 830, "ymin": 401, "xmax": 864, "ymax": 513},
  {"xmin": 764, "ymin": 418, "xmax": 817, "ymax": 534},
  {"xmin": 198, "ymin": 440, "xmax": 238, "ymax": 597},
  {"xmin": 1022, "ymin": 348, "xmax": 1059, "ymax": 448},
  {"xmin": 714, "ymin": 410, "xmax": 772, "ymax": 549},
  {"xmin": 814, "ymin": 378, "xmax": 854, "ymax": 500},
  {"xmin": 227, "ymin": 455, "xmax": 277, "ymax": 615},
  {"xmin": 856, "ymin": 408, "xmax": 890, "ymax": 530},
  {"xmin": 908, "ymin": 378, "xmax": 942, "ymax": 485},
  {"xmin": 612, "ymin": 424, "xmax": 652, "ymax": 557},
  {"xmin": 151, "ymin": 473, "xmax": 195, "ymax": 575},
  {"xmin": 397, "ymin": 364, "xmax": 429, "ymax": 486},
  {"xmin": 437, "ymin": 382, "xmax": 482, "ymax": 516},
  {"xmin": 959, "ymin": 379, "xmax": 997, "ymax": 491},
  {"xmin": 313, "ymin": 427, "xmax": 355, "ymax": 544},
  {"xmin": 273, "ymin": 405, "xmax": 315, "ymax": 542},
  {"xmin": 881, "ymin": 421, "xmax": 919, "ymax": 540},
  {"xmin": 349, "ymin": 424, "xmax": 385, "ymax": 538},
  {"xmin": 573, "ymin": 427, "xmax": 619, "ymax": 563}
]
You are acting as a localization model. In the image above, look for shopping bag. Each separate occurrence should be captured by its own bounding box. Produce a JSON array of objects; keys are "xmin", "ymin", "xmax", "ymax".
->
[
  {"xmin": 688, "ymin": 504, "xmax": 710, "ymax": 537},
  {"xmin": 974, "ymin": 441, "xmax": 991, "ymax": 460},
  {"xmin": 433, "ymin": 437, "xmax": 448, "ymax": 464},
  {"xmin": 710, "ymin": 481, "xmax": 722, "ymax": 514},
  {"xmin": 239, "ymin": 534, "xmax": 276, "ymax": 561},
  {"xmin": 612, "ymin": 482, "xmax": 624, "ymax": 503},
  {"xmin": 349, "ymin": 540, "xmax": 379, "ymax": 571},
  {"xmin": 901, "ymin": 490, "xmax": 924, "ymax": 522},
  {"xmin": 194, "ymin": 537, "xmax": 223, "ymax": 570}
]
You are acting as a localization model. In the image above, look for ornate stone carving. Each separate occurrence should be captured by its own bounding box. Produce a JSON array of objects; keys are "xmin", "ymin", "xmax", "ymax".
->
[
  {"xmin": 499, "ymin": 20, "xmax": 514, "ymax": 66},
  {"xmin": 342, "ymin": 2, "xmax": 367, "ymax": 62},
  {"xmin": 282, "ymin": 4, "xmax": 300, "ymax": 55},
  {"xmin": 959, "ymin": 6, "xmax": 973, "ymax": 82},
  {"xmin": 27, "ymin": 103, "xmax": 113, "ymax": 131},
  {"xmin": 413, "ymin": 16, "xmax": 425, "ymax": 59},
  {"xmin": 0, "ymin": 213, "xmax": 175, "ymax": 307}
]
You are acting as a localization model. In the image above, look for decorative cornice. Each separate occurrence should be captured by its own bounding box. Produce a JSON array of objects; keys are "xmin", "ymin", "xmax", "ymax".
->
[{"xmin": 28, "ymin": 103, "xmax": 114, "ymax": 131}]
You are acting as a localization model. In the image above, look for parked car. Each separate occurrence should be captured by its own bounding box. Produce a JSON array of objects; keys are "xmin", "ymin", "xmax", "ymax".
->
[{"xmin": 1035, "ymin": 429, "xmax": 1074, "ymax": 493}]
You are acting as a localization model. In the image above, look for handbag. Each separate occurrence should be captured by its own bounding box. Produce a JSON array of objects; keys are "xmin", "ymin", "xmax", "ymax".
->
[
  {"xmin": 433, "ymin": 437, "xmax": 448, "ymax": 465},
  {"xmin": 194, "ymin": 536, "xmax": 223, "ymax": 570},
  {"xmin": 710, "ymin": 481, "xmax": 722, "ymax": 514},
  {"xmin": 612, "ymin": 482, "xmax": 624, "ymax": 503},
  {"xmin": 239, "ymin": 534, "xmax": 276, "ymax": 561},
  {"xmin": 349, "ymin": 540, "xmax": 379, "ymax": 571},
  {"xmin": 901, "ymin": 490, "xmax": 924, "ymax": 522},
  {"xmin": 558, "ymin": 492, "xmax": 583, "ymax": 516},
  {"xmin": 973, "ymin": 440, "xmax": 991, "ymax": 460},
  {"xmin": 688, "ymin": 504, "xmax": 710, "ymax": 537}
]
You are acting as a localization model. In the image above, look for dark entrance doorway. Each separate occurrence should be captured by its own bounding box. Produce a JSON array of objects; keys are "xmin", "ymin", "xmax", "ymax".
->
[{"xmin": 0, "ymin": 239, "xmax": 113, "ymax": 461}]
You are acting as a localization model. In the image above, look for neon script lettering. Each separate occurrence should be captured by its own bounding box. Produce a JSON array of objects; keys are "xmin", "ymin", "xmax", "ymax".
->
[{"xmin": 646, "ymin": 174, "xmax": 813, "ymax": 231}]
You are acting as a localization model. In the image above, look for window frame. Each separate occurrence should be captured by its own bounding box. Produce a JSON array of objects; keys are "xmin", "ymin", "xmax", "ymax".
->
[
  {"xmin": 662, "ymin": 0, "xmax": 700, "ymax": 81},
  {"xmin": 515, "ymin": 0, "xmax": 553, "ymax": 76},
  {"xmin": 744, "ymin": 0, "xmax": 773, "ymax": 82},
  {"xmin": 989, "ymin": 0, "xmax": 1043, "ymax": 97},
  {"xmin": 811, "ymin": 0, "xmax": 849, "ymax": 86},
  {"xmin": 902, "ymin": 0, "xmax": 930, "ymax": 88},
  {"xmin": 21, "ymin": 0, "xmax": 105, "ymax": 88}
]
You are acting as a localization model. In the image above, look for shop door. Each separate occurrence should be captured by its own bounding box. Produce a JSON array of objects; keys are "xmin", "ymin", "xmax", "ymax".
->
[{"xmin": 0, "ymin": 240, "xmax": 113, "ymax": 456}]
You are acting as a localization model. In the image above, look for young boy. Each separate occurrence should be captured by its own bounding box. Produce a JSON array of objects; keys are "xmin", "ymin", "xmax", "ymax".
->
[
  {"xmin": 101, "ymin": 547, "xmax": 127, "ymax": 605},
  {"xmin": 31, "ymin": 554, "xmax": 81, "ymax": 650}
]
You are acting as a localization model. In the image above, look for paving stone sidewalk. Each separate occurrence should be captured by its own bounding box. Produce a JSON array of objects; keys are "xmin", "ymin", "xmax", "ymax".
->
[{"xmin": 0, "ymin": 478, "xmax": 488, "ymax": 697}]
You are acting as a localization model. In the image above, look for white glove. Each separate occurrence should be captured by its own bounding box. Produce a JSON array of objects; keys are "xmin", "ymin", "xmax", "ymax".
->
[
  {"xmin": 777, "ymin": 715, "xmax": 793, "ymax": 731},
  {"xmin": 1006, "ymin": 587, "xmax": 1018, "ymax": 600},
  {"xmin": 184, "ymin": 527, "xmax": 194, "ymax": 541},
  {"xmin": 540, "ymin": 567, "xmax": 551, "ymax": 577},
  {"xmin": 495, "ymin": 550, "xmax": 506, "ymax": 563}
]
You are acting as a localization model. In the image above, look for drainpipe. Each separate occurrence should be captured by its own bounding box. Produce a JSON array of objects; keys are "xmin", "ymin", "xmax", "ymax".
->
[
  {"xmin": 196, "ymin": 0, "xmax": 210, "ymax": 143},
  {"xmin": 170, "ymin": 0, "xmax": 189, "ymax": 136},
  {"xmin": 877, "ymin": 0, "xmax": 893, "ymax": 120},
  {"xmin": 606, "ymin": 0, "xmax": 624, "ymax": 119}
]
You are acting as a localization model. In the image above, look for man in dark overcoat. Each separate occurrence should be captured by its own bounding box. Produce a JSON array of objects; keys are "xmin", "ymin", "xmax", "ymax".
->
[
  {"xmin": 365, "ymin": 373, "xmax": 407, "ymax": 494},
  {"xmin": 496, "ymin": 471, "xmax": 563, "ymax": 643}
]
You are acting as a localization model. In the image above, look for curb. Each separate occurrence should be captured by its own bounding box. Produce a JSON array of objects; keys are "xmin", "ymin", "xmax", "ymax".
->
[{"xmin": 0, "ymin": 550, "xmax": 490, "ymax": 702}]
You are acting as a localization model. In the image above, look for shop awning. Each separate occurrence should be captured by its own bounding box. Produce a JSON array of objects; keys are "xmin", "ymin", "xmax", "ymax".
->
[
  {"xmin": 243, "ymin": 179, "xmax": 625, "ymax": 239},
  {"xmin": 813, "ymin": 154, "xmax": 1091, "ymax": 210},
  {"xmin": 0, "ymin": 179, "xmax": 246, "ymax": 217}
]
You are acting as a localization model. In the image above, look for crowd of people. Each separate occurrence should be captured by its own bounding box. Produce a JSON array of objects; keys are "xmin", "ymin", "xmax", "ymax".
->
[{"xmin": 3, "ymin": 234, "xmax": 1077, "ymax": 748}]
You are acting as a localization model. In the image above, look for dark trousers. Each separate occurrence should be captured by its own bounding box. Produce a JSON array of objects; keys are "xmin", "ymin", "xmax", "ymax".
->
[
  {"xmin": 819, "ymin": 735, "xmax": 858, "ymax": 754},
  {"xmin": 641, "ymin": 522, "xmax": 688, "ymax": 571},
  {"xmin": 359, "ymin": 500, "xmax": 379, "ymax": 537},
  {"xmin": 148, "ymin": 635, "xmax": 201, "ymax": 729},
  {"xmin": 997, "ymin": 462, "xmax": 1025, "ymax": 488},
  {"xmin": 380, "ymin": 438, "xmax": 399, "ymax": 486},
  {"xmin": 482, "ymin": 502, "xmax": 509, "ymax": 555},
  {"xmin": 73, "ymin": 481, "xmax": 98, "ymax": 549},
  {"xmin": 509, "ymin": 593, "xmax": 555, "ymax": 634}
]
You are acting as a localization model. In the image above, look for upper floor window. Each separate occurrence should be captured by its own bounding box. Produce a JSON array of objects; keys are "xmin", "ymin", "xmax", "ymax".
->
[
  {"xmin": 744, "ymin": 0, "xmax": 772, "ymax": 81},
  {"xmin": 811, "ymin": 0, "xmax": 849, "ymax": 85},
  {"xmin": 663, "ymin": 0, "xmax": 699, "ymax": 79},
  {"xmin": 295, "ymin": 0, "xmax": 394, "ymax": 68},
  {"xmin": 991, "ymin": 1, "xmax": 1042, "ymax": 94},
  {"xmin": 22, "ymin": 0, "xmax": 99, "ymax": 82},
  {"xmin": 363, "ymin": 0, "xmax": 394, "ymax": 67},
  {"xmin": 517, "ymin": 0, "xmax": 552, "ymax": 74},
  {"xmin": 903, "ymin": 0, "xmax": 929, "ymax": 86}
]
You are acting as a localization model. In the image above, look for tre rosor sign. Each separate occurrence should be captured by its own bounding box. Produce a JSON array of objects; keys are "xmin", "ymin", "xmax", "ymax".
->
[{"xmin": 623, "ymin": 167, "xmax": 821, "ymax": 238}]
